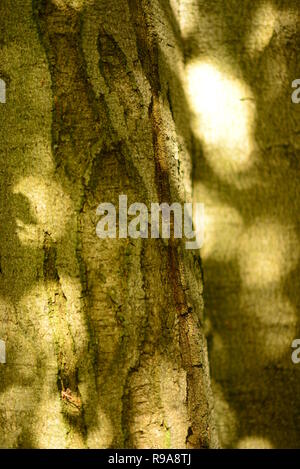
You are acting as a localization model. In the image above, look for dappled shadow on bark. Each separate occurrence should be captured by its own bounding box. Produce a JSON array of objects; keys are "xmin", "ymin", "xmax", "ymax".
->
[
  {"xmin": 1, "ymin": 0, "xmax": 299, "ymax": 449},
  {"xmin": 0, "ymin": 0, "xmax": 214, "ymax": 448}
]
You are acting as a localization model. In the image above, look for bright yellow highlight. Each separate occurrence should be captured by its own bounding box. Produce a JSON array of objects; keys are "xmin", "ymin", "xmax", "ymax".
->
[
  {"xmin": 246, "ymin": 2, "xmax": 278, "ymax": 56},
  {"xmin": 251, "ymin": 295, "xmax": 295, "ymax": 327},
  {"xmin": 186, "ymin": 60, "xmax": 257, "ymax": 179},
  {"xmin": 35, "ymin": 398, "xmax": 69, "ymax": 448},
  {"xmin": 241, "ymin": 292, "xmax": 297, "ymax": 360},
  {"xmin": 236, "ymin": 436, "xmax": 273, "ymax": 449},
  {"xmin": 237, "ymin": 219, "xmax": 299, "ymax": 288},
  {"xmin": 13, "ymin": 176, "xmax": 72, "ymax": 244},
  {"xmin": 194, "ymin": 184, "xmax": 243, "ymax": 261},
  {"xmin": 52, "ymin": 0, "xmax": 93, "ymax": 10}
]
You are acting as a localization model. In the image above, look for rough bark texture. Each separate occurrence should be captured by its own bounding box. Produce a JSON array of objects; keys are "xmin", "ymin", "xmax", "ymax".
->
[{"xmin": 0, "ymin": 0, "xmax": 217, "ymax": 448}]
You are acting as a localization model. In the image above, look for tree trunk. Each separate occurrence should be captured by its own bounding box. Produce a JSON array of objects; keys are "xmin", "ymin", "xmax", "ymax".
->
[
  {"xmin": 0, "ymin": 0, "xmax": 217, "ymax": 448},
  {"xmin": 182, "ymin": 0, "xmax": 300, "ymax": 449}
]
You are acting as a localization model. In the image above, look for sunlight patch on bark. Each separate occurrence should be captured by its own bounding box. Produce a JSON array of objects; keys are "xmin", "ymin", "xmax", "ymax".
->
[
  {"xmin": 236, "ymin": 436, "xmax": 273, "ymax": 449},
  {"xmin": 186, "ymin": 59, "xmax": 257, "ymax": 180},
  {"xmin": 194, "ymin": 183, "xmax": 243, "ymax": 262},
  {"xmin": 237, "ymin": 219, "xmax": 299, "ymax": 288},
  {"xmin": 245, "ymin": 2, "xmax": 278, "ymax": 57},
  {"xmin": 13, "ymin": 176, "xmax": 73, "ymax": 244}
]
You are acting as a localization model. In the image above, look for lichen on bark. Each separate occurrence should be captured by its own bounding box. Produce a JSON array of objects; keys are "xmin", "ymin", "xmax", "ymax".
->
[{"xmin": 0, "ymin": 0, "xmax": 217, "ymax": 448}]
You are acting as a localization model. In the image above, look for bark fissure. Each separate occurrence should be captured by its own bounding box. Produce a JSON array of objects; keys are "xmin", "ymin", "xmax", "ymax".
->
[
  {"xmin": 0, "ymin": 0, "xmax": 216, "ymax": 448},
  {"xmin": 128, "ymin": 0, "xmax": 214, "ymax": 448}
]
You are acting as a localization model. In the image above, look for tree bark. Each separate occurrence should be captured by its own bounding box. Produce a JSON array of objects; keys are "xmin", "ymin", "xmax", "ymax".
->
[{"xmin": 0, "ymin": 0, "xmax": 217, "ymax": 448}]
